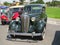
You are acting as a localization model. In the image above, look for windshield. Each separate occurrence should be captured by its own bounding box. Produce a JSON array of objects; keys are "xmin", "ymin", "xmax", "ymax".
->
[
  {"xmin": 8, "ymin": 8, "xmax": 22, "ymax": 18},
  {"xmin": 1, "ymin": 9, "xmax": 8, "ymax": 16},
  {"xmin": 24, "ymin": 5, "xmax": 42, "ymax": 14},
  {"xmin": 10, "ymin": 8, "xmax": 19, "ymax": 13}
]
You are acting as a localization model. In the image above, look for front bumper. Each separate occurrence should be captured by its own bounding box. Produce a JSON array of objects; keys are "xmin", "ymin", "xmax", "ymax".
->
[
  {"xmin": 8, "ymin": 32, "xmax": 42, "ymax": 37},
  {"xmin": 1, "ymin": 20, "xmax": 10, "ymax": 23}
]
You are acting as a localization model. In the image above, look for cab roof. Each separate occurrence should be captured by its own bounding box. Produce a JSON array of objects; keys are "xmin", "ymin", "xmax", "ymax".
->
[{"xmin": 9, "ymin": 5, "xmax": 24, "ymax": 9}]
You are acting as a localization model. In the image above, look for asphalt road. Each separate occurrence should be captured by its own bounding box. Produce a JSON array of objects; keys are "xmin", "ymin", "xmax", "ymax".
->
[{"xmin": 0, "ymin": 24, "xmax": 60, "ymax": 45}]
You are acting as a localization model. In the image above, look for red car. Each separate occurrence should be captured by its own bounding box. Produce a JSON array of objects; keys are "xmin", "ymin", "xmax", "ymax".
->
[{"xmin": 1, "ymin": 13, "xmax": 9, "ymax": 25}]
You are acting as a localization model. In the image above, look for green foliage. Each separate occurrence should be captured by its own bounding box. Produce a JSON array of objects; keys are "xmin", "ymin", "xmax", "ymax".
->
[
  {"xmin": 31, "ymin": 0, "xmax": 44, "ymax": 4},
  {"xmin": 46, "ymin": 7, "xmax": 60, "ymax": 19},
  {"xmin": 46, "ymin": 1, "xmax": 60, "ymax": 6},
  {"xmin": 46, "ymin": 2, "xmax": 52, "ymax": 6},
  {"xmin": 19, "ymin": 0, "xmax": 25, "ymax": 4},
  {"xmin": 4, "ymin": 2, "xmax": 10, "ymax": 6},
  {"xmin": 36, "ymin": 0, "xmax": 44, "ymax": 4}
]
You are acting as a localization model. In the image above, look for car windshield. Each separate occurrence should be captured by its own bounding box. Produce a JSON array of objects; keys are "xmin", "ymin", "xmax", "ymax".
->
[
  {"xmin": 9, "ymin": 8, "xmax": 19, "ymax": 13},
  {"xmin": 1, "ymin": 9, "xmax": 8, "ymax": 16},
  {"xmin": 24, "ymin": 5, "xmax": 42, "ymax": 14},
  {"xmin": 8, "ymin": 8, "xmax": 21, "ymax": 18}
]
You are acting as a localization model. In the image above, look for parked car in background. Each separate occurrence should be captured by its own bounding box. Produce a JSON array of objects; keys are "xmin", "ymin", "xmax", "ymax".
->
[
  {"xmin": 1, "ymin": 13, "xmax": 9, "ymax": 25},
  {"xmin": 1, "ymin": 5, "xmax": 24, "ymax": 25},
  {"xmin": 0, "ymin": 6, "xmax": 9, "ymax": 25},
  {"xmin": 7, "ymin": 4, "xmax": 47, "ymax": 40},
  {"xmin": 8, "ymin": 5, "xmax": 24, "ymax": 21}
]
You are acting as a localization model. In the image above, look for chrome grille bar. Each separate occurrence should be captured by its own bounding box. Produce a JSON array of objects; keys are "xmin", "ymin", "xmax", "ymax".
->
[{"xmin": 21, "ymin": 15, "xmax": 30, "ymax": 32}]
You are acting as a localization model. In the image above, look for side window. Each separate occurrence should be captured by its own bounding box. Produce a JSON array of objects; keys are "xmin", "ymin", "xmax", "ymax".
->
[
  {"xmin": 40, "ymin": 7, "xmax": 46, "ymax": 19},
  {"xmin": 19, "ymin": 8, "xmax": 23, "ymax": 15}
]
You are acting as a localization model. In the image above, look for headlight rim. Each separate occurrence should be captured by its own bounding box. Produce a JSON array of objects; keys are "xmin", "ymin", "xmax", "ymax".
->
[{"xmin": 31, "ymin": 17, "xmax": 36, "ymax": 21}]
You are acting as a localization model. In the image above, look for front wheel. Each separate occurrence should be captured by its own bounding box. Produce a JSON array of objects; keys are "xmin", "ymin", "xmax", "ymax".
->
[
  {"xmin": 1, "ymin": 21, "xmax": 6, "ymax": 25},
  {"xmin": 7, "ymin": 35, "xmax": 12, "ymax": 40}
]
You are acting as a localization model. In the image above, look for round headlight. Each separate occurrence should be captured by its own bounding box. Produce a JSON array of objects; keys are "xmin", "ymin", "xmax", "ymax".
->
[
  {"xmin": 16, "ymin": 17, "xmax": 20, "ymax": 21},
  {"xmin": 31, "ymin": 17, "xmax": 36, "ymax": 21}
]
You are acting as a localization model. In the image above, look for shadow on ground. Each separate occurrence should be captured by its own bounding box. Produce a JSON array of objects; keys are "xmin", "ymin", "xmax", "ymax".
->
[
  {"xmin": 6, "ymin": 36, "xmax": 42, "ymax": 43},
  {"xmin": 52, "ymin": 31, "xmax": 60, "ymax": 45}
]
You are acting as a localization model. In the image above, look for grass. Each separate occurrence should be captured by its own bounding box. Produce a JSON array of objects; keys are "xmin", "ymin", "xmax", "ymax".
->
[{"xmin": 46, "ymin": 7, "xmax": 60, "ymax": 19}]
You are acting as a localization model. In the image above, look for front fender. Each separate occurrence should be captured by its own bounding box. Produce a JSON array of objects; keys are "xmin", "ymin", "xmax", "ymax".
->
[
  {"xmin": 9, "ymin": 20, "xmax": 21, "ymax": 31},
  {"xmin": 36, "ymin": 20, "xmax": 45, "ymax": 33}
]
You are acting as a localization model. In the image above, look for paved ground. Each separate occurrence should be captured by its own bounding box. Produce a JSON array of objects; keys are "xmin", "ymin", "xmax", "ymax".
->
[
  {"xmin": 47, "ymin": 18, "xmax": 60, "ymax": 25},
  {"xmin": 0, "ymin": 18, "xmax": 60, "ymax": 45},
  {"xmin": 0, "ymin": 24, "xmax": 60, "ymax": 45}
]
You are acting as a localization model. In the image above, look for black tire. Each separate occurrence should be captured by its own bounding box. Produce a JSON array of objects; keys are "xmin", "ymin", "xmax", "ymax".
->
[
  {"xmin": 1, "ymin": 21, "xmax": 6, "ymax": 25},
  {"xmin": 32, "ymin": 28, "xmax": 45, "ymax": 40},
  {"xmin": 7, "ymin": 35, "xmax": 12, "ymax": 40},
  {"xmin": 40, "ymin": 35, "xmax": 44, "ymax": 40}
]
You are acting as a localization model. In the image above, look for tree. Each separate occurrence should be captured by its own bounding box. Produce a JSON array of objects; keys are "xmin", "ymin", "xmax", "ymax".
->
[
  {"xmin": 46, "ymin": 1, "xmax": 60, "ymax": 6},
  {"xmin": 30, "ymin": 0, "xmax": 33, "ymax": 2},
  {"xmin": 19, "ymin": 0, "xmax": 25, "ymax": 4},
  {"xmin": 52, "ymin": 0, "xmax": 55, "ymax": 6},
  {"xmin": 4, "ymin": 2, "xmax": 11, "ymax": 6},
  {"xmin": 31, "ymin": 0, "xmax": 44, "ymax": 4},
  {"xmin": 36, "ymin": 0, "xmax": 44, "ymax": 4}
]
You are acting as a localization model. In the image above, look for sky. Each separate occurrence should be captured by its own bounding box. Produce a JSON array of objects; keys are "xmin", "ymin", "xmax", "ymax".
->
[{"xmin": 0, "ymin": 0, "xmax": 60, "ymax": 3}]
